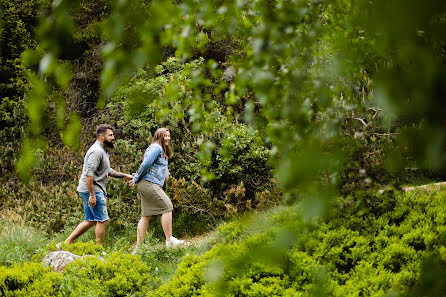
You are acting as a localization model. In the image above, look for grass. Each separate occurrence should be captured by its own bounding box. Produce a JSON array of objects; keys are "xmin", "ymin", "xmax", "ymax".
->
[
  {"xmin": 0, "ymin": 214, "xmax": 218, "ymax": 285},
  {"xmin": 6, "ymin": 179, "xmax": 444, "ymax": 284},
  {"xmin": 0, "ymin": 220, "xmax": 48, "ymax": 265},
  {"xmin": 2, "ymin": 182, "xmax": 446, "ymax": 295},
  {"xmin": 118, "ymin": 228, "xmax": 217, "ymax": 283}
]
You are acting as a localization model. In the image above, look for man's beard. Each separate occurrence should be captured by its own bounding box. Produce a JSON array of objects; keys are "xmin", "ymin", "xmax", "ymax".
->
[{"xmin": 104, "ymin": 140, "xmax": 114, "ymax": 149}]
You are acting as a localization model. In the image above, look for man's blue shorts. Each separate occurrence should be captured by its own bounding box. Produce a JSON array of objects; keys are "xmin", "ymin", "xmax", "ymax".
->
[{"xmin": 79, "ymin": 191, "xmax": 109, "ymax": 222}]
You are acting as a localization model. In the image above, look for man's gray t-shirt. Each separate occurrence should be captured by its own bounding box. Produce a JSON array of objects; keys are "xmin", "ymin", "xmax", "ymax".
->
[{"xmin": 77, "ymin": 141, "xmax": 113, "ymax": 195}]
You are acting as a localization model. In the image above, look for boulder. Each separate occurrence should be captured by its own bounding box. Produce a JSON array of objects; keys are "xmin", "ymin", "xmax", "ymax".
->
[{"xmin": 43, "ymin": 251, "xmax": 82, "ymax": 272}]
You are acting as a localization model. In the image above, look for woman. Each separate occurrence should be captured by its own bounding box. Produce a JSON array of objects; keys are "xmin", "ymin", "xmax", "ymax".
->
[{"xmin": 131, "ymin": 128, "xmax": 184, "ymax": 248}]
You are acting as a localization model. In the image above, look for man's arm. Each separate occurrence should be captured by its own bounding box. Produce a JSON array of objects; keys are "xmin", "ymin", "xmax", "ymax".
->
[
  {"xmin": 109, "ymin": 169, "xmax": 133, "ymax": 180},
  {"xmin": 86, "ymin": 175, "xmax": 97, "ymax": 207}
]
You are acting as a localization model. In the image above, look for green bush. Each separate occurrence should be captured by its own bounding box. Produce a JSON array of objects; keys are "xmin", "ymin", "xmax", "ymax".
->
[
  {"xmin": 0, "ymin": 252, "xmax": 160, "ymax": 297},
  {"xmin": 0, "ymin": 262, "xmax": 62, "ymax": 297},
  {"xmin": 0, "ymin": 107, "xmax": 26, "ymax": 183},
  {"xmin": 215, "ymin": 217, "xmax": 251, "ymax": 243},
  {"xmin": 152, "ymin": 189, "xmax": 446, "ymax": 297},
  {"xmin": 168, "ymin": 177, "xmax": 225, "ymax": 220},
  {"xmin": 0, "ymin": 0, "xmax": 43, "ymax": 122},
  {"xmin": 0, "ymin": 182, "xmax": 83, "ymax": 235},
  {"xmin": 153, "ymin": 253, "xmax": 210, "ymax": 297},
  {"xmin": 54, "ymin": 241, "xmax": 104, "ymax": 256},
  {"xmin": 62, "ymin": 253, "xmax": 160, "ymax": 297}
]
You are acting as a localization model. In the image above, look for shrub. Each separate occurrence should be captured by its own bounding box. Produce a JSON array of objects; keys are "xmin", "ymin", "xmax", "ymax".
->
[
  {"xmin": 0, "ymin": 107, "xmax": 26, "ymax": 183},
  {"xmin": 0, "ymin": 0, "xmax": 43, "ymax": 123},
  {"xmin": 0, "ymin": 252, "xmax": 161, "ymax": 297},
  {"xmin": 61, "ymin": 253, "xmax": 160, "ymax": 297},
  {"xmin": 0, "ymin": 182, "xmax": 83, "ymax": 235},
  {"xmin": 153, "ymin": 253, "xmax": 210, "ymax": 297},
  {"xmin": 215, "ymin": 218, "xmax": 251, "ymax": 244},
  {"xmin": 168, "ymin": 177, "xmax": 225, "ymax": 220},
  {"xmin": 153, "ymin": 189, "xmax": 446, "ymax": 297},
  {"xmin": 0, "ymin": 262, "xmax": 62, "ymax": 297},
  {"xmin": 54, "ymin": 241, "xmax": 104, "ymax": 256}
]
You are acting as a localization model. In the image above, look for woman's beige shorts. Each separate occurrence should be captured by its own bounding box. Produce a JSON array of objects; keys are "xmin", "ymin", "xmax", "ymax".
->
[{"xmin": 137, "ymin": 180, "xmax": 173, "ymax": 216}]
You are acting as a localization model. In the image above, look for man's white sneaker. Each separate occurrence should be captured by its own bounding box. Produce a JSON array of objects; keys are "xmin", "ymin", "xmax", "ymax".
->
[{"xmin": 166, "ymin": 236, "xmax": 184, "ymax": 247}]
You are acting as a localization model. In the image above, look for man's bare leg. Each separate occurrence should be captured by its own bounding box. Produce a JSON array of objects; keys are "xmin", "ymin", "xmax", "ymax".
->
[
  {"xmin": 161, "ymin": 211, "xmax": 172, "ymax": 241},
  {"xmin": 65, "ymin": 221, "xmax": 96, "ymax": 244},
  {"xmin": 95, "ymin": 220, "xmax": 108, "ymax": 245},
  {"xmin": 136, "ymin": 216, "xmax": 151, "ymax": 247}
]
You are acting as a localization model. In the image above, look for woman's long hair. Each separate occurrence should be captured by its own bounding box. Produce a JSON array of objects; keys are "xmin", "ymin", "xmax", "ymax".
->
[{"xmin": 151, "ymin": 128, "xmax": 173, "ymax": 159}]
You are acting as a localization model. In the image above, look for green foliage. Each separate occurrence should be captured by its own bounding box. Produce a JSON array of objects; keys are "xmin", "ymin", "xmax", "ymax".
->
[
  {"xmin": 168, "ymin": 177, "xmax": 224, "ymax": 218},
  {"xmin": 0, "ymin": 253, "xmax": 160, "ymax": 297},
  {"xmin": 55, "ymin": 241, "xmax": 104, "ymax": 256},
  {"xmin": 186, "ymin": 113, "xmax": 273, "ymax": 204},
  {"xmin": 102, "ymin": 56, "xmax": 277, "ymax": 226},
  {"xmin": 153, "ymin": 253, "xmax": 210, "ymax": 297},
  {"xmin": 0, "ymin": 220, "xmax": 48, "ymax": 266},
  {"xmin": 213, "ymin": 124, "xmax": 269, "ymax": 178},
  {"xmin": 0, "ymin": 262, "xmax": 62, "ymax": 297},
  {"xmin": 61, "ymin": 113, "xmax": 82, "ymax": 150},
  {"xmin": 0, "ymin": 0, "xmax": 43, "ymax": 122},
  {"xmin": 213, "ymin": 214, "xmax": 254, "ymax": 244},
  {"xmin": 2, "ymin": 0, "xmax": 446, "ymax": 295},
  {"xmin": 0, "ymin": 106, "xmax": 26, "ymax": 183},
  {"xmin": 136, "ymin": 241, "xmax": 197, "ymax": 283},
  {"xmin": 10, "ymin": 0, "xmax": 446, "ymax": 199},
  {"xmin": 0, "ymin": 188, "xmax": 445, "ymax": 296},
  {"xmin": 0, "ymin": 182, "xmax": 83, "ymax": 235},
  {"xmin": 153, "ymin": 189, "xmax": 446, "ymax": 297},
  {"xmin": 355, "ymin": 0, "xmax": 446, "ymax": 169},
  {"xmin": 61, "ymin": 253, "xmax": 160, "ymax": 297}
]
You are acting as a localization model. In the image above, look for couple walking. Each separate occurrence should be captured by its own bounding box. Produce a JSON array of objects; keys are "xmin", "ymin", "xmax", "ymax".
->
[{"xmin": 61, "ymin": 124, "xmax": 183, "ymax": 249}]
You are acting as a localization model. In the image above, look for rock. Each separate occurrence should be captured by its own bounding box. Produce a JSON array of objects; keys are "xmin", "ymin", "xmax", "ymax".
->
[{"xmin": 43, "ymin": 251, "xmax": 82, "ymax": 272}]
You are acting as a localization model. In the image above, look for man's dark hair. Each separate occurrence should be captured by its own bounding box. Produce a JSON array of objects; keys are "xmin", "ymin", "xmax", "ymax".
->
[{"xmin": 96, "ymin": 124, "xmax": 114, "ymax": 138}]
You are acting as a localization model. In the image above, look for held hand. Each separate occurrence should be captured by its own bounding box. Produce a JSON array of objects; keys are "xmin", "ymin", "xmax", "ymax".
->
[
  {"xmin": 124, "ymin": 174, "xmax": 133, "ymax": 181},
  {"xmin": 129, "ymin": 173, "xmax": 137, "ymax": 187},
  {"xmin": 88, "ymin": 195, "xmax": 96, "ymax": 208}
]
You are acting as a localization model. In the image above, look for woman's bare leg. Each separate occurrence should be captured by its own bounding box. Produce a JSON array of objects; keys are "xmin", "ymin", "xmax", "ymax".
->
[
  {"xmin": 161, "ymin": 211, "xmax": 172, "ymax": 241},
  {"xmin": 136, "ymin": 216, "xmax": 151, "ymax": 247}
]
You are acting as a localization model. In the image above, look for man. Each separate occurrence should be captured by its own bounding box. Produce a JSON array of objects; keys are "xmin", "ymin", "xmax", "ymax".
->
[{"xmin": 61, "ymin": 124, "xmax": 133, "ymax": 246}]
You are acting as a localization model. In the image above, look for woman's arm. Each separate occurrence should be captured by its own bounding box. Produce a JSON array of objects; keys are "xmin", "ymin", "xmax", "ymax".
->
[{"xmin": 133, "ymin": 144, "xmax": 162, "ymax": 183}]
